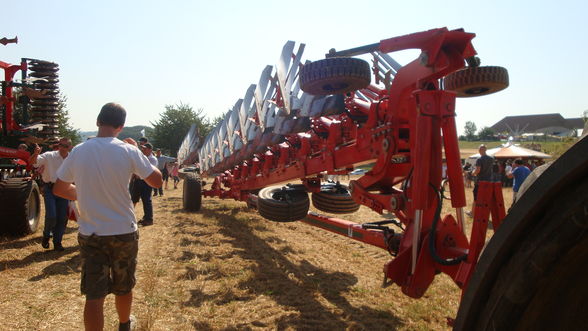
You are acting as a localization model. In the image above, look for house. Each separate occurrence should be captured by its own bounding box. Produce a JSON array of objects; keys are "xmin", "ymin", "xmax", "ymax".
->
[{"xmin": 491, "ymin": 113, "xmax": 584, "ymax": 137}]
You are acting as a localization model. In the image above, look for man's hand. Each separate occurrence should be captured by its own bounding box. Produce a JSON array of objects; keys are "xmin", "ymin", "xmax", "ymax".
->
[{"xmin": 123, "ymin": 138, "xmax": 138, "ymax": 147}]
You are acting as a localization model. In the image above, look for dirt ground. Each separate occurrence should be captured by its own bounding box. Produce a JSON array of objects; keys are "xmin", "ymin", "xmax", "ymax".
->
[{"xmin": 0, "ymin": 180, "xmax": 514, "ymax": 330}]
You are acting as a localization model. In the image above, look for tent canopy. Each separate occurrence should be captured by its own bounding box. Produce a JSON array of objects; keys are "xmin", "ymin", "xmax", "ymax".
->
[{"xmin": 467, "ymin": 144, "xmax": 551, "ymax": 164}]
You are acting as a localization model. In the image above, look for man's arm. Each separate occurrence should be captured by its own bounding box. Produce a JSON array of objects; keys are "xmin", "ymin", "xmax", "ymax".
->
[
  {"xmin": 144, "ymin": 169, "xmax": 163, "ymax": 189},
  {"xmin": 53, "ymin": 179, "xmax": 77, "ymax": 200},
  {"xmin": 29, "ymin": 144, "xmax": 42, "ymax": 166},
  {"xmin": 472, "ymin": 166, "xmax": 481, "ymax": 177}
]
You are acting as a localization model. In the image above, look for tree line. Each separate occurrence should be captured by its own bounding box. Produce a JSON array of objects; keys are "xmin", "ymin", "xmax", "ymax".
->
[
  {"xmin": 459, "ymin": 121, "xmax": 498, "ymax": 141},
  {"xmin": 56, "ymin": 99, "xmax": 220, "ymax": 157}
]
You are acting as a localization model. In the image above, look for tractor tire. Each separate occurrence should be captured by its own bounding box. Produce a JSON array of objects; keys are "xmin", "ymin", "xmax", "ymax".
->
[
  {"xmin": 182, "ymin": 174, "xmax": 202, "ymax": 212},
  {"xmin": 454, "ymin": 135, "xmax": 588, "ymax": 331},
  {"xmin": 257, "ymin": 186, "xmax": 309, "ymax": 222},
  {"xmin": 312, "ymin": 184, "xmax": 360, "ymax": 214},
  {"xmin": 444, "ymin": 66, "xmax": 509, "ymax": 97},
  {"xmin": 0, "ymin": 179, "xmax": 41, "ymax": 235},
  {"xmin": 300, "ymin": 57, "xmax": 371, "ymax": 96}
]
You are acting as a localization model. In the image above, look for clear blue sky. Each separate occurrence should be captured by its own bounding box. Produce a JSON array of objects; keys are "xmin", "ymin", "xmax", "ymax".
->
[{"xmin": 3, "ymin": 0, "xmax": 586, "ymax": 135}]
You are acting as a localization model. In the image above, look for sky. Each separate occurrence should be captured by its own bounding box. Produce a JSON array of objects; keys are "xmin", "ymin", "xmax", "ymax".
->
[{"xmin": 3, "ymin": 0, "xmax": 587, "ymax": 136}]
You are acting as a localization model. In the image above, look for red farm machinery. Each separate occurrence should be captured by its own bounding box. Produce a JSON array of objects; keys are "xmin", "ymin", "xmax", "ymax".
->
[
  {"xmin": 179, "ymin": 28, "xmax": 588, "ymax": 329},
  {"xmin": 1, "ymin": 36, "xmax": 62, "ymax": 235}
]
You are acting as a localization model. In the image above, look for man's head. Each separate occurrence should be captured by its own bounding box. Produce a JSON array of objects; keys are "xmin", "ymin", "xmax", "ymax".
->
[
  {"xmin": 156, "ymin": 149, "xmax": 162, "ymax": 157},
  {"xmin": 17, "ymin": 143, "xmax": 28, "ymax": 151},
  {"xmin": 142, "ymin": 143, "xmax": 153, "ymax": 156},
  {"xmin": 514, "ymin": 159, "xmax": 524, "ymax": 166},
  {"xmin": 138, "ymin": 137, "xmax": 148, "ymax": 146},
  {"xmin": 57, "ymin": 137, "xmax": 72, "ymax": 156},
  {"xmin": 97, "ymin": 103, "xmax": 126, "ymax": 129},
  {"xmin": 478, "ymin": 144, "xmax": 487, "ymax": 155}
]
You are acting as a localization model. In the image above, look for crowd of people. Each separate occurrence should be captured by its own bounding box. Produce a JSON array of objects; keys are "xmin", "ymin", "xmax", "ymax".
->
[{"xmin": 463, "ymin": 144, "xmax": 536, "ymax": 216}]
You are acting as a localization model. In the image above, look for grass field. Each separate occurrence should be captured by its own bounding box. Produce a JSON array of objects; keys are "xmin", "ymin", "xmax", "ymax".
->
[{"xmin": 0, "ymin": 179, "xmax": 514, "ymax": 330}]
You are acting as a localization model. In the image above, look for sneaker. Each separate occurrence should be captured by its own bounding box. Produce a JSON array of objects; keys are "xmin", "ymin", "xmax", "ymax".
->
[
  {"xmin": 119, "ymin": 314, "xmax": 136, "ymax": 331},
  {"xmin": 138, "ymin": 219, "xmax": 153, "ymax": 227},
  {"xmin": 41, "ymin": 236, "xmax": 50, "ymax": 249},
  {"xmin": 53, "ymin": 243, "xmax": 65, "ymax": 252}
]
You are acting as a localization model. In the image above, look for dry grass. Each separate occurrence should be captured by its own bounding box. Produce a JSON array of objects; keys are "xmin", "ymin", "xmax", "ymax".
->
[{"xmin": 0, "ymin": 181, "xmax": 514, "ymax": 330}]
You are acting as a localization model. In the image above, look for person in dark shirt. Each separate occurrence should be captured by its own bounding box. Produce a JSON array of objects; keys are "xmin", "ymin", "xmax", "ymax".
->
[{"xmin": 467, "ymin": 144, "xmax": 495, "ymax": 217}]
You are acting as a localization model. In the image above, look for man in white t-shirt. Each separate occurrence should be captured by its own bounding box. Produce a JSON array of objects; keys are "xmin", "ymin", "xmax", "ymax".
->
[
  {"xmin": 29, "ymin": 137, "xmax": 72, "ymax": 251},
  {"xmin": 53, "ymin": 103, "xmax": 162, "ymax": 331}
]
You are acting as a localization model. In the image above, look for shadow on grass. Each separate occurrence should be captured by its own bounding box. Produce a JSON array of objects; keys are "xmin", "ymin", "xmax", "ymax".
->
[
  {"xmin": 0, "ymin": 245, "xmax": 79, "ymax": 276},
  {"xmin": 29, "ymin": 250, "xmax": 81, "ymax": 281},
  {"xmin": 0, "ymin": 226, "xmax": 76, "ymax": 249},
  {"xmin": 180, "ymin": 202, "xmax": 403, "ymax": 330}
]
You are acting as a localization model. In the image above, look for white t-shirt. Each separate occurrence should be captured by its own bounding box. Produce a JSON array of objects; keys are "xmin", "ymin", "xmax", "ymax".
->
[
  {"xmin": 57, "ymin": 137, "xmax": 156, "ymax": 236},
  {"xmin": 35, "ymin": 150, "xmax": 66, "ymax": 183},
  {"xmin": 146, "ymin": 154, "xmax": 158, "ymax": 167}
]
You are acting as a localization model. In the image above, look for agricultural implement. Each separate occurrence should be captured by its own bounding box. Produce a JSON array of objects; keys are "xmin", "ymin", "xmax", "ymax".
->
[
  {"xmin": 181, "ymin": 28, "xmax": 588, "ymax": 329},
  {"xmin": 1, "ymin": 36, "xmax": 62, "ymax": 235}
]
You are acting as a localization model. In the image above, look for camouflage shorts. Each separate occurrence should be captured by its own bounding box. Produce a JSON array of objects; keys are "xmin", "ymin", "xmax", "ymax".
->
[{"xmin": 78, "ymin": 232, "xmax": 139, "ymax": 300}]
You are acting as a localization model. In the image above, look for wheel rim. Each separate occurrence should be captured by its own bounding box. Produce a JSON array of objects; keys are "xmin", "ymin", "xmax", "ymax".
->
[{"xmin": 27, "ymin": 188, "xmax": 39, "ymax": 228}]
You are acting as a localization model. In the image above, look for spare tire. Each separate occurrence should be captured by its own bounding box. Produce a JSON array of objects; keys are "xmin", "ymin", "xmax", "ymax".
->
[
  {"xmin": 444, "ymin": 66, "xmax": 509, "ymax": 97},
  {"xmin": 300, "ymin": 57, "xmax": 371, "ymax": 96},
  {"xmin": 257, "ymin": 185, "xmax": 309, "ymax": 222},
  {"xmin": 312, "ymin": 183, "xmax": 360, "ymax": 214}
]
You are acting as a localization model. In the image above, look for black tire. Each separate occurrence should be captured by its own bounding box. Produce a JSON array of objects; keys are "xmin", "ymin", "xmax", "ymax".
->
[
  {"xmin": 182, "ymin": 174, "xmax": 202, "ymax": 212},
  {"xmin": 455, "ymin": 135, "xmax": 588, "ymax": 331},
  {"xmin": 300, "ymin": 57, "xmax": 371, "ymax": 96},
  {"xmin": 311, "ymin": 183, "xmax": 360, "ymax": 214},
  {"xmin": 444, "ymin": 66, "xmax": 509, "ymax": 97},
  {"xmin": 0, "ymin": 179, "xmax": 41, "ymax": 235},
  {"xmin": 257, "ymin": 186, "xmax": 309, "ymax": 222}
]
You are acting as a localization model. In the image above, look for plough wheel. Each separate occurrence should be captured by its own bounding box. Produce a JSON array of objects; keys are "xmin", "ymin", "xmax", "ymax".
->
[
  {"xmin": 444, "ymin": 66, "xmax": 508, "ymax": 97},
  {"xmin": 257, "ymin": 186, "xmax": 309, "ymax": 222},
  {"xmin": 312, "ymin": 183, "xmax": 360, "ymax": 214},
  {"xmin": 182, "ymin": 173, "xmax": 202, "ymax": 212},
  {"xmin": 455, "ymin": 135, "xmax": 588, "ymax": 331},
  {"xmin": 0, "ymin": 179, "xmax": 40, "ymax": 235},
  {"xmin": 300, "ymin": 57, "xmax": 371, "ymax": 95}
]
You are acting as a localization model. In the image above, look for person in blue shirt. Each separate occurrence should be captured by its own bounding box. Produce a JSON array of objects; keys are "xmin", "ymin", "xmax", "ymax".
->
[{"xmin": 507, "ymin": 159, "xmax": 531, "ymax": 206}]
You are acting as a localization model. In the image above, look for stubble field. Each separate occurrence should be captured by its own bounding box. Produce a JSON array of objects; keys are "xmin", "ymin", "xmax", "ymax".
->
[{"xmin": 0, "ymin": 179, "xmax": 513, "ymax": 330}]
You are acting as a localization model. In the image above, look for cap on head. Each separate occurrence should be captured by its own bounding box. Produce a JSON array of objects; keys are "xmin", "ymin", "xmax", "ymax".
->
[
  {"xmin": 139, "ymin": 137, "xmax": 148, "ymax": 143},
  {"xmin": 142, "ymin": 143, "xmax": 153, "ymax": 150}
]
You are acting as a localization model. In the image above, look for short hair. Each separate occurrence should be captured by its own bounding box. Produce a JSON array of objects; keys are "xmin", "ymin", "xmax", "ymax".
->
[
  {"xmin": 59, "ymin": 137, "xmax": 72, "ymax": 144},
  {"xmin": 97, "ymin": 102, "xmax": 126, "ymax": 128},
  {"xmin": 514, "ymin": 159, "xmax": 524, "ymax": 165},
  {"xmin": 478, "ymin": 144, "xmax": 487, "ymax": 150}
]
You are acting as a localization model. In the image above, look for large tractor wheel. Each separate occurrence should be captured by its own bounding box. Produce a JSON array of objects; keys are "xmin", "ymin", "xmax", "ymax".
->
[
  {"xmin": 455, "ymin": 135, "xmax": 588, "ymax": 331},
  {"xmin": 312, "ymin": 183, "xmax": 360, "ymax": 214},
  {"xmin": 300, "ymin": 57, "xmax": 371, "ymax": 96},
  {"xmin": 444, "ymin": 66, "xmax": 509, "ymax": 97},
  {"xmin": 0, "ymin": 179, "xmax": 41, "ymax": 235},
  {"xmin": 257, "ymin": 185, "xmax": 310, "ymax": 222},
  {"xmin": 182, "ymin": 174, "xmax": 202, "ymax": 212}
]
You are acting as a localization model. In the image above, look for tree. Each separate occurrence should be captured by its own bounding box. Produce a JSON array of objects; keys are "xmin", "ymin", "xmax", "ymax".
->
[
  {"xmin": 56, "ymin": 94, "xmax": 81, "ymax": 145},
  {"xmin": 150, "ymin": 103, "xmax": 210, "ymax": 156},
  {"xmin": 464, "ymin": 121, "xmax": 477, "ymax": 141},
  {"xmin": 478, "ymin": 126, "xmax": 496, "ymax": 141}
]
